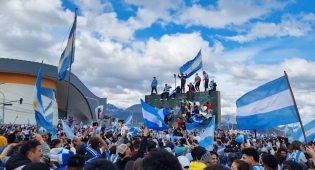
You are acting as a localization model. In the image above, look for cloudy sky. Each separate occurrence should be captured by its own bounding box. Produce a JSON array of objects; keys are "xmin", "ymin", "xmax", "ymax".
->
[{"xmin": 1, "ymin": 0, "xmax": 314, "ymax": 122}]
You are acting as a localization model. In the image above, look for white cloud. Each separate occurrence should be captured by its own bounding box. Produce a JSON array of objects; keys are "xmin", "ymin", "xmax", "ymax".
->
[
  {"xmin": 225, "ymin": 13, "xmax": 315, "ymax": 42},
  {"xmin": 0, "ymin": 0, "xmax": 314, "ymax": 125},
  {"xmin": 174, "ymin": 0, "xmax": 289, "ymax": 28}
]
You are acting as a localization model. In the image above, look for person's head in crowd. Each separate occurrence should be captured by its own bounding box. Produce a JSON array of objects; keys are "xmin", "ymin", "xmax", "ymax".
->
[
  {"xmin": 241, "ymin": 147, "xmax": 260, "ymax": 166},
  {"xmin": 124, "ymin": 161, "xmax": 135, "ymax": 170},
  {"xmin": 133, "ymin": 158, "xmax": 143, "ymax": 170},
  {"xmin": 191, "ymin": 146, "xmax": 201, "ymax": 161},
  {"xmin": 165, "ymin": 141, "xmax": 175, "ymax": 153},
  {"xmin": 133, "ymin": 140, "xmax": 141, "ymax": 151},
  {"xmin": 0, "ymin": 135, "xmax": 7, "ymax": 147},
  {"xmin": 158, "ymin": 141, "xmax": 164, "ymax": 148},
  {"xmin": 22, "ymin": 162, "xmax": 50, "ymax": 170},
  {"xmin": 117, "ymin": 143, "xmax": 131, "ymax": 159},
  {"xmin": 196, "ymin": 148, "xmax": 211, "ymax": 165},
  {"xmin": 147, "ymin": 140, "xmax": 156, "ymax": 153},
  {"xmin": 20, "ymin": 140, "xmax": 43, "ymax": 162},
  {"xmin": 142, "ymin": 148, "xmax": 182, "ymax": 170},
  {"xmin": 283, "ymin": 160, "xmax": 303, "ymax": 170},
  {"xmin": 88, "ymin": 137, "xmax": 99, "ymax": 150},
  {"xmin": 277, "ymin": 147, "xmax": 288, "ymax": 158},
  {"xmin": 7, "ymin": 133, "xmax": 16, "ymax": 144},
  {"xmin": 50, "ymin": 139, "xmax": 62, "ymax": 148},
  {"xmin": 109, "ymin": 145, "xmax": 117, "ymax": 155},
  {"xmin": 273, "ymin": 152, "xmax": 286, "ymax": 165},
  {"xmin": 177, "ymin": 155, "xmax": 190, "ymax": 170},
  {"xmin": 231, "ymin": 159, "xmax": 251, "ymax": 170},
  {"xmin": 262, "ymin": 154, "xmax": 278, "ymax": 170},
  {"xmin": 204, "ymin": 164, "xmax": 230, "ymax": 170},
  {"xmin": 291, "ymin": 140, "xmax": 303, "ymax": 151},
  {"xmin": 227, "ymin": 152, "xmax": 238, "ymax": 165},
  {"xmin": 215, "ymin": 140, "xmax": 222, "ymax": 147},
  {"xmin": 207, "ymin": 151, "xmax": 218, "ymax": 166},
  {"xmin": 175, "ymin": 147, "xmax": 186, "ymax": 157},
  {"xmin": 66, "ymin": 154, "xmax": 86, "ymax": 170}
]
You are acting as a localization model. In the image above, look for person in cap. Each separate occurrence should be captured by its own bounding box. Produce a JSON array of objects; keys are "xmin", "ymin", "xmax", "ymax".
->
[
  {"xmin": 151, "ymin": 77, "xmax": 158, "ymax": 95},
  {"xmin": 115, "ymin": 128, "xmax": 148, "ymax": 170}
]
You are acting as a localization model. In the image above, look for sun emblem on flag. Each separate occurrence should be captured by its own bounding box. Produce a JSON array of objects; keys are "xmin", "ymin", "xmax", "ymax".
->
[
  {"xmin": 33, "ymin": 100, "xmax": 37, "ymax": 108},
  {"xmin": 306, "ymin": 131, "xmax": 311, "ymax": 135},
  {"xmin": 190, "ymin": 66, "xmax": 194, "ymax": 71}
]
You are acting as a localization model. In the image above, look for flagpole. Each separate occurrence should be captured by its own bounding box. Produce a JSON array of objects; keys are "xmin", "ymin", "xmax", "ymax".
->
[
  {"xmin": 65, "ymin": 8, "xmax": 78, "ymax": 118},
  {"xmin": 284, "ymin": 71, "xmax": 307, "ymax": 143}
]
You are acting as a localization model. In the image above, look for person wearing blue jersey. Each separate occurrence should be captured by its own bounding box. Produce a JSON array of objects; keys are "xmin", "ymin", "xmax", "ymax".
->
[{"xmin": 151, "ymin": 77, "xmax": 158, "ymax": 95}]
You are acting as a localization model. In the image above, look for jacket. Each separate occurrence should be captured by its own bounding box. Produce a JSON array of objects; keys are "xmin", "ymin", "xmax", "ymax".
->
[
  {"xmin": 5, "ymin": 152, "xmax": 32, "ymax": 170},
  {"xmin": 115, "ymin": 136, "xmax": 147, "ymax": 170},
  {"xmin": 163, "ymin": 86, "xmax": 172, "ymax": 93},
  {"xmin": 189, "ymin": 161, "xmax": 206, "ymax": 170},
  {"xmin": 151, "ymin": 79, "xmax": 158, "ymax": 87},
  {"xmin": 178, "ymin": 74, "xmax": 187, "ymax": 84}
]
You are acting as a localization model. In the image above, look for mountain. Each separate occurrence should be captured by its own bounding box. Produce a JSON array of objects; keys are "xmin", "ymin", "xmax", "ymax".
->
[{"xmin": 105, "ymin": 103, "xmax": 143, "ymax": 125}]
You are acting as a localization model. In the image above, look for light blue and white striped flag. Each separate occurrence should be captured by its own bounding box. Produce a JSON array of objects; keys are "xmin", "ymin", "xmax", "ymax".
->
[
  {"xmin": 140, "ymin": 99, "xmax": 167, "ymax": 130},
  {"xmin": 199, "ymin": 116, "xmax": 215, "ymax": 151},
  {"xmin": 236, "ymin": 76, "xmax": 299, "ymax": 130},
  {"xmin": 125, "ymin": 115, "xmax": 132, "ymax": 125},
  {"xmin": 293, "ymin": 119, "xmax": 315, "ymax": 144},
  {"xmin": 62, "ymin": 120, "xmax": 74, "ymax": 140},
  {"xmin": 33, "ymin": 67, "xmax": 54, "ymax": 133},
  {"xmin": 58, "ymin": 11, "xmax": 77, "ymax": 81},
  {"xmin": 179, "ymin": 49, "xmax": 202, "ymax": 78}
]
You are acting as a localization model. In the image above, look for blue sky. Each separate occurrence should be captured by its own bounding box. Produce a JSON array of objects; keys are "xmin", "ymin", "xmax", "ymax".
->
[{"xmin": 0, "ymin": 0, "xmax": 315, "ymax": 122}]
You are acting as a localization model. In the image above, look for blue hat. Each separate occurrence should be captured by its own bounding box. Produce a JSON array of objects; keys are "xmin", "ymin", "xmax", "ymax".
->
[{"xmin": 175, "ymin": 147, "xmax": 186, "ymax": 156}]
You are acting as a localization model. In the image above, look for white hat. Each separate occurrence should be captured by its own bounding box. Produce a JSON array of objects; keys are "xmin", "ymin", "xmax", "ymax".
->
[{"xmin": 178, "ymin": 155, "xmax": 190, "ymax": 170}]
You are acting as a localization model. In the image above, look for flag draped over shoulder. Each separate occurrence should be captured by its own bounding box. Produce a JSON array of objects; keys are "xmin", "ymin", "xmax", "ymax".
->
[
  {"xmin": 33, "ymin": 67, "xmax": 54, "ymax": 133},
  {"xmin": 236, "ymin": 76, "xmax": 299, "ymax": 130},
  {"xmin": 179, "ymin": 49, "xmax": 202, "ymax": 78},
  {"xmin": 58, "ymin": 11, "xmax": 77, "ymax": 81},
  {"xmin": 140, "ymin": 99, "xmax": 168, "ymax": 130}
]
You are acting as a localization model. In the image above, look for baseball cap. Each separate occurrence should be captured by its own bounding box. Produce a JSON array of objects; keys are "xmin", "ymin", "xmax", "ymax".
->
[
  {"xmin": 178, "ymin": 155, "xmax": 190, "ymax": 170},
  {"xmin": 175, "ymin": 147, "xmax": 186, "ymax": 156},
  {"xmin": 116, "ymin": 143, "xmax": 130, "ymax": 154}
]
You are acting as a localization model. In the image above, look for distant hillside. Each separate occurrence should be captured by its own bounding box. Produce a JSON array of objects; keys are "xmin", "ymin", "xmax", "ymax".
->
[{"xmin": 105, "ymin": 103, "xmax": 143, "ymax": 125}]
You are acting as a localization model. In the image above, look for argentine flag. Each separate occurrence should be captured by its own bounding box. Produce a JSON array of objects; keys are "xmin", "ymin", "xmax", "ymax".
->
[
  {"xmin": 124, "ymin": 115, "xmax": 133, "ymax": 125},
  {"xmin": 199, "ymin": 116, "xmax": 215, "ymax": 151},
  {"xmin": 236, "ymin": 76, "xmax": 299, "ymax": 130},
  {"xmin": 179, "ymin": 49, "xmax": 202, "ymax": 78},
  {"xmin": 58, "ymin": 11, "xmax": 77, "ymax": 81},
  {"xmin": 62, "ymin": 120, "xmax": 74, "ymax": 140},
  {"xmin": 140, "ymin": 99, "xmax": 167, "ymax": 130},
  {"xmin": 33, "ymin": 67, "xmax": 54, "ymax": 133},
  {"xmin": 293, "ymin": 119, "xmax": 315, "ymax": 144}
]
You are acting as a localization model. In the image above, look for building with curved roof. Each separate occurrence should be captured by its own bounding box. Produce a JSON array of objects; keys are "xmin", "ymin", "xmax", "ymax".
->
[{"xmin": 0, "ymin": 58, "xmax": 106, "ymax": 125}]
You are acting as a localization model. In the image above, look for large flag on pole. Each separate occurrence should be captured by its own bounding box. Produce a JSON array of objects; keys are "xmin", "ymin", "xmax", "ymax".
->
[
  {"xmin": 236, "ymin": 76, "xmax": 299, "ymax": 130},
  {"xmin": 140, "ymin": 99, "xmax": 168, "ymax": 130},
  {"xmin": 58, "ymin": 10, "xmax": 77, "ymax": 81},
  {"xmin": 179, "ymin": 49, "xmax": 202, "ymax": 78},
  {"xmin": 33, "ymin": 66, "xmax": 54, "ymax": 133}
]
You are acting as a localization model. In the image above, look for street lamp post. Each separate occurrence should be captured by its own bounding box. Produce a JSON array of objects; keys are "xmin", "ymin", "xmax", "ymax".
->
[{"xmin": 0, "ymin": 91, "xmax": 4, "ymax": 124}]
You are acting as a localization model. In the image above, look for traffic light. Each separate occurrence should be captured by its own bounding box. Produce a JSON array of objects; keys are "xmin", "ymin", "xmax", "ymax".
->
[{"xmin": 20, "ymin": 98, "xmax": 23, "ymax": 104}]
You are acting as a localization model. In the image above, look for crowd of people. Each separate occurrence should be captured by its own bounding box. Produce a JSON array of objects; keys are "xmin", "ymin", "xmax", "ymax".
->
[
  {"xmin": 151, "ymin": 71, "xmax": 217, "ymax": 100},
  {"xmin": 0, "ymin": 118, "xmax": 314, "ymax": 170}
]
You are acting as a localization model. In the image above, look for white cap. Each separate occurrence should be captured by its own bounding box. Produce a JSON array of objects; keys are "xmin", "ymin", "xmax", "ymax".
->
[{"xmin": 178, "ymin": 155, "xmax": 190, "ymax": 170}]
